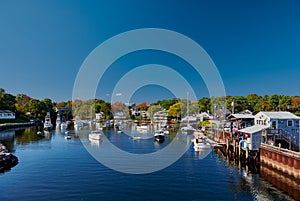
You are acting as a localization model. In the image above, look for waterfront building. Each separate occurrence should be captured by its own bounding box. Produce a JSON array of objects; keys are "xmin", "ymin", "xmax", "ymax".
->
[
  {"xmin": 239, "ymin": 111, "xmax": 300, "ymax": 151},
  {"xmin": 0, "ymin": 110, "xmax": 15, "ymax": 119},
  {"xmin": 228, "ymin": 113, "xmax": 255, "ymax": 129}
]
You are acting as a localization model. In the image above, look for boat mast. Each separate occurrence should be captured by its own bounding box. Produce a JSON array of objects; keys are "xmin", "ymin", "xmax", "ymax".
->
[{"xmin": 187, "ymin": 92, "xmax": 189, "ymax": 127}]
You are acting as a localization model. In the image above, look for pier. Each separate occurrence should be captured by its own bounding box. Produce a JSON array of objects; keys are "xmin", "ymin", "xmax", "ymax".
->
[{"xmin": 210, "ymin": 127, "xmax": 300, "ymax": 180}]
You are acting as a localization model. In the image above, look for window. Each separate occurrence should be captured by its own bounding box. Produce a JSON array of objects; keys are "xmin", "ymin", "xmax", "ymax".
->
[
  {"xmin": 271, "ymin": 121, "xmax": 277, "ymax": 129},
  {"xmin": 287, "ymin": 120, "xmax": 293, "ymax": 127}
]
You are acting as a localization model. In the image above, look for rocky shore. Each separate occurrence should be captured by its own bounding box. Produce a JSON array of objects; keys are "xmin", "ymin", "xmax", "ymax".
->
[{"xmin": 0, "ymin": 143, "xmax": 18, "ymax": 173}]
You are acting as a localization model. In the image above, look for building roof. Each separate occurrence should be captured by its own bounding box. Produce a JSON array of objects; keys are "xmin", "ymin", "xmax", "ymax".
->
[
  {"xmin": 181, "ymin": 116, "xmax": 197, "ymax": 122},
  {"xmin": 0, "ymin": 110, "xmax": 14, "ymax": 114},
  {"xmin": 256, "ymin": 111, "xmax": 300, "ymax": 119},
  {"xmin": 228, "ymin": 113, "xmax": 254, "ymax": 119},
  {"xmin": 238, "ymin": 124, "xmax": 269, "ymax": 134}
]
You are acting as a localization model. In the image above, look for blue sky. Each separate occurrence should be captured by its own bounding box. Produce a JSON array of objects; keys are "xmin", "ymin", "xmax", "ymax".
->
[{"xmin": 1, "ymin": 0, "xmax": 300, "ymax": 104}]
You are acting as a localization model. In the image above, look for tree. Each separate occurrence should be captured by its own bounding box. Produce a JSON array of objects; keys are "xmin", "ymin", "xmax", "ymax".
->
[
  {"xmin": 158, "ymin": 98, "xmax": 180, "ymax": 110},
  {"xmin": 198, "ymin": 97, "xmax": 211, "ymax": 112},
  {"xmin": 268, "ymin": 94, "xmax": 281, "ymax": 111},
  {"xmin": 246, "ymin": 94, "xmax": 262, "ymax": 112},
  {"xmin": 168, "ymin": 102, "xmax": 181, "ymax": 117},
  {"xmin": 136, "ymin": 102, "xmax": 148, "ymax": 111},
  {"xmin": 23, "ymin": 99, "xmax": 41, "ymax": 117},
  {"xmin": 278, "ymin": 95, "xmax": 291, "ymax": 111},
  {"xmin": 0, "ymin": 88, "xmax": 5, "ymax": 98},
  {"xmin": 189, "ymin": 101, "xmax": 199, "ymax": 115},
  {"xmin": 147, "ymin": 104, "xmax": 164, "ymax": 119}
]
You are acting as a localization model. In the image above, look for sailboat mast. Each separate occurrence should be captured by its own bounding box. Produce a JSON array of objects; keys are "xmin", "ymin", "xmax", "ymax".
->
[{"xmin": 187, "ymin": 92, "xmax": 189, "ymax": 126}]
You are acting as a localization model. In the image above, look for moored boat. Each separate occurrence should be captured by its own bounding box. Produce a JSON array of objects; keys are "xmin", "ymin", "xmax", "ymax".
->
[
  {"xmin": 154, "ymin": 130, "xmax": 165, "ymax": 142},
  {"xmin": 193, "ymin": 136, "xmax": 211, "ymax": 152},
  {"xmin": 89, "ymin": 130, "xmax": 102, "ymax": 140},
  {"xmin": 44, "ymin": 112, "xmax": 53, "ymax": 131}
]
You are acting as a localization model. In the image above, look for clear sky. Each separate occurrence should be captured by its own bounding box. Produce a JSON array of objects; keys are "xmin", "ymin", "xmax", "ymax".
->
[{"xmin": 1, "ymin": 0, "xmax": 300, "ymax": 104}]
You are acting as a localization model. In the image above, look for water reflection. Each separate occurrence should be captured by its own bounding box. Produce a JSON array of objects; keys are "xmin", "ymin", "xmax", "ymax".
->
[
  {"xmin": 260, "ymin": 164, "xmax": 300, "ymax": 200},
  {"xmin": 0, "ymin": 130, "xmax": 15, "ymax": 152},
  {"xmin": 15, "ymin": 126, "xmax": 51, "ymax": 145},
  {"xmin": 214, "ymin": 147, "xmax": 298, "ymax": 200}
]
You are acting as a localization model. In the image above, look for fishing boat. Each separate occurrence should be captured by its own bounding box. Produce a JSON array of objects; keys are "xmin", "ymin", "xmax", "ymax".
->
[
  {"xmin": 88, "ymin": 130, "xmax": 102, "ymax": 140},
  {"xmin": 43, "ymin": 112, "xmax": 53, "ymax": 131},
  {"xmin": 154, "ymin": 130, "xmax": 165, "ymax": 142}
]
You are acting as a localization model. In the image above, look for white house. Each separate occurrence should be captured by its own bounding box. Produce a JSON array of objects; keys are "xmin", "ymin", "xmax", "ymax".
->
[
  {"xmin": 239, "ymin": 111, "xmax": 300, "ymax": 151},
  {"xmin": 95, "ymin": 112, "xmax": 104, "ymax": 120},
  {"xmin": 0, "ymin": 110, "xmax": 15, "ymax": 119}
]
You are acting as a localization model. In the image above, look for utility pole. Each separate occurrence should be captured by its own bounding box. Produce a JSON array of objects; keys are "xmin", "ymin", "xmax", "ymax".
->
[{"xmin": 231, "ymin": 99, "xmax": 234, "ymax": 114}]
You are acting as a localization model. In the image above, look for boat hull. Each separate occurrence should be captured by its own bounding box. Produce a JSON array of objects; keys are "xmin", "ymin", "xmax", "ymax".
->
[
  {"xmin": 154, "ymin": 135, "xmax": 165, "ymax": 142},
  {"xmin": 89, "ymin": 133, "xmax": 102, "ymax": 140}
]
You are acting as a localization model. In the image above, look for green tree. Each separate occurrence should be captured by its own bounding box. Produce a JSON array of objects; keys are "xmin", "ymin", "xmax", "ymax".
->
[
  {"xmin": 268, "ymin": 94, "xmax": 281, "ymax": 111},
  {"xmin": 148, "ymin": 104, "xmax": 164, "ymax": 119},
  {"xmin": 168, "ymin": 102, "xmax": 181, "ymax": 117},
  {"xmin": 279, "ymin": 95, "xmax": 291, "ymax": 111},
  {"xmin": 158, "ymin": 98, "xmax": 180, "ymax": 110},
  {"xmin": 246, "ymin": 94, "xmax": 262, "ymax": 112},
  {"xmin": 23, "ymin": 99, "xmax": 41, "ymax": 117},
  {"xmin": 198, "ymin": 97, "xmax": 211, "ymax": 112}
]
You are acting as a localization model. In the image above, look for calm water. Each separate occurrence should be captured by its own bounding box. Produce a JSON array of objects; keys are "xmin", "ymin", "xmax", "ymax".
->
[{"xmin": 0, "ymin": 126, "xmax": 297, "ymax": 201}]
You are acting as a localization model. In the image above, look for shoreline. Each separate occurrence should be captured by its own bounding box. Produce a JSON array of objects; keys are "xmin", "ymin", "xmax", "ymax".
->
[{"xmin": 0, "ymin": 122, "xmax": 36, "ymax": 131}]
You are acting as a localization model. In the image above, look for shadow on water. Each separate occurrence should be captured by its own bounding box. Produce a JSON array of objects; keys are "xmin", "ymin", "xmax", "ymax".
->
[
  {"xmin": 260, "ymin": 164, "xmax": 300, "ymax": 200},
  {"xmin": 214, "ymin": 147, "xmax": 299, "ymax": 200},
  {"xmin": 0, "ymin": 126, "xmax": 52, "ymax": 171}
]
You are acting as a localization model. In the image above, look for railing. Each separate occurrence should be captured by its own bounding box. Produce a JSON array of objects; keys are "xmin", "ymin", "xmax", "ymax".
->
[
  {"xmin": 266, "ymin": 128, "xmax": 300, "ymax": 150},
  {"xmin": 260, "ymin": 143, "xmax": 300, "ymax": 158}
]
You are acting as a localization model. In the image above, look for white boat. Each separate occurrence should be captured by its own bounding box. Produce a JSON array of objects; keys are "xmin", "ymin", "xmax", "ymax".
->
[
  {"xmin": 44, "ymin": 112, "xmax": 53, "ymax": 131},
  {"xmin": 74, "ymin": 122, "xmax": 82, "ymax": 130},
  {"xmin": 136, "ymin": 123, "xmax": 148, "ymax": 130},
  {"xmin": 181, "ymin": 125, "xmax": 195, "ymax": 135},
  {"xmin": 60, "ymin": 122, "xmax": 67, "ymax": 130},
  {"xmin": 65, "ymin": 135, "xmax": 71, "ymax": 140},
  {"xmin": 181, "ymin": 93, "xmax": 195, "ymax": 134},
  {"xmin": 154, "ymin": 130, "xmax": 165, "ymax": 142},
  {"xmin": 88, "ymin": 131, "xmax": 102, "ymax": 140},
  {"xmin": 56, "ymin": 115, "xmax": 61, "ymax": 128},
  {"xmin": 193, "ymin": 137, "xmax": 211, "ymax": 152},
  {"xmin": 132, "ymin": 136, "xmax": 141, "ymax": 140}
]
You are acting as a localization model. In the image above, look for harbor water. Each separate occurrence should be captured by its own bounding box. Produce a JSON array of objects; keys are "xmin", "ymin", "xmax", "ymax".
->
[{"xmin": 0, "ymin": 126, "xmax": 298, "ymax": 201}]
